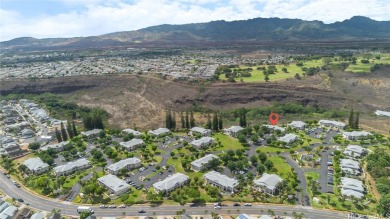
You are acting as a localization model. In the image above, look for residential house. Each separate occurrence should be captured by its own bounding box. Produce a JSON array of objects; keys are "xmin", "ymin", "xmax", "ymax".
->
[
  {"xmin": 53, "ymin": 158, "xmax": 91, "ymax": 176},
  {"xmin": 191, "ymin": 154, "xmax": 219, "ymax": 172},
  {"xmin": 224, "ymin": 126, "xmax": 244, "ymax": 137},
  {"xmin": 318, "ymin": 120, "xmax": 346, "ymax": 129},
  {"xmin": 153, "ymin": 173, "xmax": 189, "ymax": 194},
  {"xmin": 341, "ymin": 177, "xmax": 365, "ymax": 199},
  {"xmin": 236, "ymin": 214, "xmax": 256, "ymax": 219},
  {"xmin": 20, "ymin": 128, "xmax": 35, "ymax": 139},
  {"xmin": 203, "ymin": 171, "xmax": 238, "ymax": 193},
  {"xmin": 190, "ymin": 127, "xmax": 212, "ymax": 136},
  {"xmin": 287, "ymin": 121, "xmax": 307, "ymax": 130},
  {"xmin": 30, "ymin": 213, "xmax": 45, "ymax": 219},
  {"xmin": 148, "ymin": 128, "xmax": 170, "ymax": 137},
  {"xmin": 80, "ymin": 129, "xmax": 102, "ymax": 139},
  {"xmin": 122, "ymin": 128, "xmax": 142, "ymax": 137},
  {"xmin": 105, "ymin": 158, "xmax": 141, "ymax": 175},
  {"xmin": 40, "ymin": 141, "xmax": 69, "ymax": 152},
  {"xmin": 253, "ymin": 173, "xmax": 283, "ymax": 195},
  {"xmin": 23, "ymin": 157, "xmax": 49, "ymax": 174},
  {"xmin": 277, "ymin": 133, "xmax": 298, "ymax": 144},
  {"xmin": 190, "ymin": 137, "xmax": 215, "ymax": 149},
  {"xmin": 342, "ymin": 131, "xmax": 371, "ymax": 141},
  {"xmin": 98, "ymin": 174, "xmax": 130, "ymax": 196},
  {"xmin": 120, "ymin": 139, "xmax": 144, "ymax": 151},
  {"xmin": 262, "ymin": 125, "xmax": 286, "ymax": 132},
  {"xmin": 340, "ymin": 159, "xmax": 361, "ymax": 175},
  {"xmin": 344, "ymin": 145, "xmax": 366, "ymax": 158}
]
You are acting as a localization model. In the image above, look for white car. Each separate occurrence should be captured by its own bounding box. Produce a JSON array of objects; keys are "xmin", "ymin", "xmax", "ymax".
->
[
  {"xmin": 244, "ymin": 203, "xmax": 252, "ymax": 206},
  {"xmin": 118, "ymin": 204, "xmax": 126, "ymax": 208},
  {"xmin": 214, "ymin": 205, "xmax": 221, "ymax": 209}
]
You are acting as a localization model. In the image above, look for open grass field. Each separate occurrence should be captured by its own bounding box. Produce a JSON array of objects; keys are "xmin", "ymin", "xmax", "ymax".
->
[
  {"xmin": 213, "ymin": 133, "xmax": 245, "ymax": 151},
  {"xmin": 220, "ymin": 53, "xmax": 390, "ymax": 82},
  {"xmin": 268, "ymin": 156, "xmax": 293, "ymax": 178}
]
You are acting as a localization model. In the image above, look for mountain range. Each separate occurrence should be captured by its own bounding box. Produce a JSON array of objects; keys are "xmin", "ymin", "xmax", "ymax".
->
[{"xmin": 2, "ymin": 16, "xmax": 390, "ymax": 51}]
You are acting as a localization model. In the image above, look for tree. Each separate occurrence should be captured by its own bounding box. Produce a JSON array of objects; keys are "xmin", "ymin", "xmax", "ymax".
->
[
  {"xmin": 377, "ymin": 193, "xmax": 390, "ymax": 216},
  {"xmin": 354, "ymin": 112, "xmax": 360, "ymax": 129},
  {"xmin": 264, "ymin": 73, "xmax": 270, "ymax": 82},
  {"xmin": 206, "ymin": 114, "xmax": 212, "ymax": 129},
  {"xmin": 55, "ymin": 128, "xmax": 62, "ymax": 142},
  {"xmin": 212, "ymin": 113, "xmax": 219, "ymax": 131},
  {"xmin": 185, "ymin": 111, "xmax": 190, "ymax": 129},
  {"xmin": 181, "ymin": 112, "xmax": 185, "ymax": 129},
  {"xmin": 166, "ymin": 110, "xmax": 172, "ymax": 129},
  {"xmin": 67, "ymin": 120, "xmax": 74, "ymax": 139},
  {"xmin": 72, "ymin": 120, "xmax": 78, "ymax": 136},
  {"xmin": 348, "ymin": 109, "xmax": 354, "ymax": 129},
  {"xmin": 294, "ymin": 73, "xmax": 301, "ymax": 80},
  {"xmin": 216, "ymin": 114, "xmax": 222, "ymax": 131},
  {"xmin": 60, "ymin": 122, "xmax": 68, "ymax": 141},
  {"xmin": 190, "ymin": 111, "xmax": 195, "ymax": 128},
  {"xmin": 28, "ymin": 142, "xmax": 40, "ymax": 150},
  {"xmin": 239, "ymin": 108, "xmax": 247, "ymax": 127}
]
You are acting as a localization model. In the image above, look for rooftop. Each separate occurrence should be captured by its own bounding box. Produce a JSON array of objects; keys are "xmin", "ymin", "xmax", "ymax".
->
[
  {"xmin": 277, "ymin": 133, "xmax": 298, "ymax": 143},
  {"xmin": 120, "ymin": 138, "xmax": 144, "ymax": 149},
  {"xmin": 191, "ymin": 154, "xmax": 218, "ymax": 168},
  {"xmin": 318, "ymin": 120, "xmax": 346, "ymax": 127},
  {"xmin": 253, "ymin": 173, "xmax": 283, "ymax": 190},
  {"xmin": 98, "ymin": 174, "xmax": 130, "ymax": 193},
  {"xmin": 190, "ymin": 137, "xmax": 215, "ymax": 148},
  {"xmin": 148, "ymin": 128, "xmax": 170, "ymax": 136},
  {"xmin": 153, "ymin": 173, "xmax": 189, "ymax": 192},
  {"xmin": 23, "ymin": 157, "xmax": 49, "ymax": 172},
  {"xmin": 226, "ymin": 126, "xmax": 244, "ymax": 133},
  {"xmin": 122, "ymin": 128, "xmax": 142, "ymax": 136},
  {"xmin": 288, "ymin": 121, "xmax": 306, "ymax": 128},
  {"xmin": 343, "ymin": 131, "xmax": 371, "ymax": 137},
  {"xmin": 190, "ymin": 127, "xmax": 211, "ymax": 134},
  {"xmin": 81, "ymin": 129, "xmax": 102, "ymax": 136},
  {"xmin": 204, "ymin": 170, "xmax": 238, "ymax": 189},
  {"xmin": 106, "ymin": 158, "xmax": 141, "ymax": 172},
  {"xmin": 54, "ymin": 158, "xmax": 90, "ymax": 174},
  {"xmin": 263, "ymin": 125, "xmax": 285, "ymax": 132}
]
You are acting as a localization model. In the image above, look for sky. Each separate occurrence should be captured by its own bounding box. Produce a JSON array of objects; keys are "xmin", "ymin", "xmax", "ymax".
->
[{"xmin": 0, "ymin": 0, "xmax": 389, "ymax": 41}]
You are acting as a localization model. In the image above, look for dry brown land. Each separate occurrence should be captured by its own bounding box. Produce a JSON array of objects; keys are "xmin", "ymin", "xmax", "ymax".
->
[{"xmin": 1, "ymin": 68, "xmax": 389, "ymax": 132}]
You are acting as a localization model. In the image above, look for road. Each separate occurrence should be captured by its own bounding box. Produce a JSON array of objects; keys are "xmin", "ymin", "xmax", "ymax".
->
[{"xmin": 0, "ymin": 172, "xmax": 349, "ymax": 218}]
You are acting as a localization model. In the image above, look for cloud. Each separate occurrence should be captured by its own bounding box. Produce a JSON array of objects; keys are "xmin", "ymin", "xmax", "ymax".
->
[{"xmin": 0, "ymin": 0, "xmax": 389, "ymax": 41}]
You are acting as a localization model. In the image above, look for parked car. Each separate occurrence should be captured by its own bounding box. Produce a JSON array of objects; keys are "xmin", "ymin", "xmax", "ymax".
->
[
  {"xmin": 100, "ymin": 205, "xmax": 108, "ymax": 208},
  {"xmin": 118, "ymin": 204, "xmax": 126, "ymax": 208},
  {"xmin": 108, "ymin": 205, "xmax": 116, "ymax": 208},
  {"xmin": 244, "ymin": 203, "xmax": 252, "ymax": 206}
]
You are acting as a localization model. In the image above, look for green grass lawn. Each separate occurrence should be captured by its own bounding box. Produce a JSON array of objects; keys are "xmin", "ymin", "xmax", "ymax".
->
[
  {"xmin": 213, "ymin": 133, "xmax": 244, "ymax": 151},
  {"xmin": 268, "ymin": 156, "xmax": 292, "ymax": 178}
]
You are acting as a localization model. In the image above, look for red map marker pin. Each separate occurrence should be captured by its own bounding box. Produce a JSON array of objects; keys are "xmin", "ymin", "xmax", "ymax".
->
[{"xmin": 269, "ymin": 112, "xmax": 279, "ymax": 125}]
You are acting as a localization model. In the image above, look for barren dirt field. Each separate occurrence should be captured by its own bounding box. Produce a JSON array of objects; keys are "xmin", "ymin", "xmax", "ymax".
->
[{"xmin": 1, "ymin": 68, "xmax": 389, "ymax": 132}]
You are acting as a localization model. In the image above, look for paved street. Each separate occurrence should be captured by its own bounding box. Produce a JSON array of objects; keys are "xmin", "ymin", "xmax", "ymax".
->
[{"xmin": 0, "ymin": 172, "xmax": 349, "ymax": 218}]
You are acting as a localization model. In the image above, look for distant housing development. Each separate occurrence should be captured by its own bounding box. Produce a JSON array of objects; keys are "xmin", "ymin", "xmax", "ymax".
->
[{"xmin": 153, "ymin": 173, "xmax": 189, "ymax": 194}]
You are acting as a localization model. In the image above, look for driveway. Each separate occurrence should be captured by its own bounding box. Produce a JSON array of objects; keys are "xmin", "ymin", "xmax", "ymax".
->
[{"xmin": 281, "ymin": 153, "xmax": 311, "ymax": 206}]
